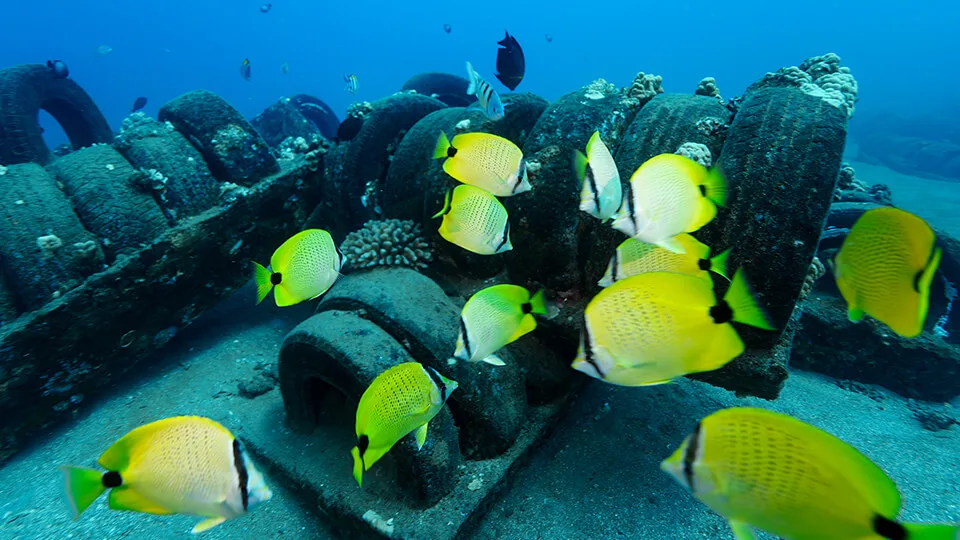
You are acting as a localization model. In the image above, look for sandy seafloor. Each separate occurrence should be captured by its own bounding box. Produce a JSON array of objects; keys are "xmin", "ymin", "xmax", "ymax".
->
[{"xmin": 0, "ymin": 161, "xmax": 958, "ymax": 540}]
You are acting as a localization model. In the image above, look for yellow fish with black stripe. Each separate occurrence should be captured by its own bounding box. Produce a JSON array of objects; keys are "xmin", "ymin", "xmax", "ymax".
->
[
  {"xmin": 452, "ymin": 284, "xmax": 547, "ymax": 366},
  {"xmin": 352, "ymin": 362, "xmax": 458, "ymax": 486},
  {"xmin": 433, "ymin": 131, "xmax": 531, "ymax": 197},
  {"xmin": 834, "ymin": 207, "xmax": 941, "ymax": 338},
  {"xmin": 572, "ymin": 269, "xmax": 774, "ymax": 386},
  {"xmin": 662, "ymin": 407, "xmax": 960, "ymax": 540},
  {"xmin": 433, "ymin": 184, "xmax": 512, "ymax": 255},
  {"xmin": 573, "ymin": 131, "xmax": 622, "ymax": 222},
  {"xmin": 611, "ymin": 153, "xmax": 727, "ymax": 254},
  {"xmin": 598, "ymin": 234, "xmax": 730, "ymax": 288},
  {"xmin": 252, "ymin": 229, "xmax": 341, "ymax": 307},
  {"xmin": 59, "ymin": 416, "xmax": 272, "ymax": 534}
]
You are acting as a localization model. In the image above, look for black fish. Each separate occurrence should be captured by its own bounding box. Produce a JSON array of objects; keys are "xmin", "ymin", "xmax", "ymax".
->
[
  {"xmin": 131, "ymin": 96, "xmax": 148, "ymax": 112},
  {"xmin": 46, "ymin": 59, "xmax": 69, "ymax": 79},
  {"xmin": 494, "ymin": 31, "xmax": 524, "ymax": 91},
  {"xmin": 335, "ymin": 116, "xmax": 363, "ymax": 143},
  {"xmin": 260, "ymin": 3, "xmax": 272, "ymax": 13},
  {"xmin": 443, "ymin": 23, "xmax": 452, "ymax": 34}
]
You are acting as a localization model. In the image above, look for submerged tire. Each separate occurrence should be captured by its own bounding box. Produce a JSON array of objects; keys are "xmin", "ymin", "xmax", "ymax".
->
[
  {"xmin": 113, "ymin": 114, "xmax": 220, "ymax": 221},
  {"xmin": 401, "ymin": 72, "xmax": 476, "ymax": 107},
  {"xmin": 46, "ymin": 145, "xmax": 168, "ymax": 259},
  {"xmin": 159, "ymin": 90, "xmax": 278, "ymax": 186},
  {"xmin": 697, "ymin": 87, "xmax": 847, "ymax": 350},
  {"xmin": 0, "ymin": 64, "xmax": 112, "ymax": 165},
  {"xmin": 0, "ymin": 163, "xmax": 105, "ymax": 311},
  {"xmin": 288, "ymin": 94, "xmax": 339, "ymax": 141},
  {"xmin": 614, "ymin": 93, "xmax": 729, "ymax": 175}
]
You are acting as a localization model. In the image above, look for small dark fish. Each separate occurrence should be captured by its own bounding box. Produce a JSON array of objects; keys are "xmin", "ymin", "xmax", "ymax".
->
[
  {"xmin": 545, "ymin": 34, "xmax": 553, "ymax": 43},
  {"xmin": 336, "ymin": 116, "xmax": 364, "ymax": 143},
  {"xmin": 131, "ymin": 97, "xmax": 148, "ymax": 112},
  {"xmin": 240, "ymin": 59, "xmax": 251, "ymax": 81},
  {"xmin": 494, "ymin": 30, "xmax": 525, "ymax": 91},
  {"xmin": 46, "ymin": 60, "xmax": 69, "ymax": 79},
  {"xmin": 260, "ymin": 3, "xmax": 272, "ymax": 13},
  {"xmin": 443, "ymin": 23, "xmax": 452, "ymax": 34}
]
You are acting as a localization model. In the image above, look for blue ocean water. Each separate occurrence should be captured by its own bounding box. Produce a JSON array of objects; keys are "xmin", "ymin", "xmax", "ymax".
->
[{"xmin": 2, "ymin": 0, "xmax": 957, "ymax": 148}]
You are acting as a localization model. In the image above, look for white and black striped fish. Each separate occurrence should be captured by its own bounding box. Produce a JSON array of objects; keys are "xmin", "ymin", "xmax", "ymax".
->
[
  {"xmin": 465, "ymin": 61, "xmax": 504, "ymax": 120},
  {"xmin": 343, "ymin": 74, "xmax": 359, "ymax": 94}
]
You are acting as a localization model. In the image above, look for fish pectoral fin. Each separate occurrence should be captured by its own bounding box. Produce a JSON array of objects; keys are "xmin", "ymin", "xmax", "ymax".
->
[
  {"xmin": 414, "ymin": 423, "xmax": 429, "ymax": 450},
  {"xmin": 848, "ymin": 306, "xmax": 865, "ymax": 322},
  {"xmin": 728, "ymin": 520, "xmax": 757, "ymax": 540},
  {"xmin": 192, "ymin": 516, "xmax": 228, "ymax": 534},
  {"xmin": 655, "ymin": 236, "xmax": 687, "ymax": 254},
  {"xmin": 108, "ymin": 486, "xmax": 174, "ymax": 515},
  {"xmin": 480, "ymin": 354, "xmax": 507, "ymax": 366}
]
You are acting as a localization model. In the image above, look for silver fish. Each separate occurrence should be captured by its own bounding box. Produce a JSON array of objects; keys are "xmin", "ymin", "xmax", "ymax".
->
[{"xmin": 465, "ymin": 61, "xmax": 504, "ymax": 120}]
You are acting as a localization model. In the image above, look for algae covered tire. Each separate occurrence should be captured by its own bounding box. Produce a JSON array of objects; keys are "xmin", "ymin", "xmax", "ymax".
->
[
  {"xmin": 614, "ymin": 93, "xmax": 729, "ymax": 175},
  {"xmin": 401, "ymin": 72, "xmax": 476, "ymax": 107},
  {"xmin": 0, "ymin": 64, "xmax": 112, "ymax": 165},
  {"xmin": 0, "ymin": 163, "xmax": 105, "ymax": 311},
  {"xmin": 159, "ymin": 90, "xmax": 278, "ymax": 186},
  {"xmin": 288, "ymin": 94, "xmax": 339, "ymax": 141},
  {"xmin": 46, "ymin": 145, "xmax": 168, "ymax": 259},
  {"xmin": 698, "ymin": 86, "xmax": 847, "ymax": 349}
]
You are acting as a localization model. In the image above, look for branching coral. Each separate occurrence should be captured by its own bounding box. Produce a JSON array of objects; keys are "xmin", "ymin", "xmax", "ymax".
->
[
  {"xmin": 675, "ymin": 142, "xmax": 712, "ymax": 168},
  {"xmin": 340, "ymin": 219, "xmax": 433, "ymax": 271}
]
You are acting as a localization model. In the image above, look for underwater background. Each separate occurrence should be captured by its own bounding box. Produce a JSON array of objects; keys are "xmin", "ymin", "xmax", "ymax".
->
[{"xmin": 0, "ymin": 0, "xmax": 958, "ymax": 539}]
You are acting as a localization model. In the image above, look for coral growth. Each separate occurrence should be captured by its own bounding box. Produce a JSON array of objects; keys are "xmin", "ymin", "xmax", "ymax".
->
[
  {"xmin": 799, "ymin": 256, "xmax": 826, "ymax": 301},
  {"xmin": 675, "ymin": 142, "xmax": 712, "ymax": 168},
  {"xmin": 695, "ymin": 77, "xmax": 720, "ymax": 98},
  {"xmin": 696, "ymin": 117, "xmax": 729, "ymax": 137},
  {"xmin": 626, "ymin": 72, "xmax": 664, "ymax": 105},
  {"xmin": 584, "ymin": 79, "xmax": 618, "ymax": 101},
  {"xmin": 340, "ymin": 219, "xmax": 432, "ymax": 270},
  {"xmin": 347, "ymin": 101, "xmax": 374, "ymax": 119},
  {"xmin": 833, "ymin": 163, "xmax": 893, "ymax": 204},
  {"xmin": 752, "ymin": 53, "xmax": 858, "ymax": 119},
  {"xmin": 37, "ymin": 234, "xmax": 63, "ymax": 259}
]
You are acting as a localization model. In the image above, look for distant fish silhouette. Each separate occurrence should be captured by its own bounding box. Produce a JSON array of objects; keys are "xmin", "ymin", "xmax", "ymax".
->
[
  {"xmin": 46, "ymin": 60, "xmax": 69, "ymax": 79},
  {"xmin": 240, "ymin": 58, "xmax": 251, "ymax": 81},
  {"xmin": 545, "ymin": 34, "xmax": 553, "ymax": 43},
  {"xmin": 131, "ymin": 97, "xmax": 148, "ymax": 112},
  {"xmin": 343, "ymin": 74, "xmax": 359, "ymax": 94},
  {"xmin": 281, "ymin": 61, "xmax": 290, "ymax": 75},
  {"xmin": 494, "ymin": 30, "xmax": 524, "ymax": 91},
  {"xmin": 443, "ymin": 23, "xmax": 452, "ymax": 34},
  {"xmin": 260, "ymin": 3, "xmax": 272, "ymax": 13}
]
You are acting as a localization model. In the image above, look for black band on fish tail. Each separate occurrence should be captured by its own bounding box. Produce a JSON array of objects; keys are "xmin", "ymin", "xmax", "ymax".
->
[
  {"xmin": 447, "ymin": 146, "xmax": 457, "ymax": 158},
  {"xmin": 495, "ymin": 221, "xmax": 511, "ymax": 252},
  {"xmin": 459, "ymin": 317, "xmax": 473, "ymax": 360},
  {"xmin": 232, "ymin": 439, "xmax": 250, "ymax": 511},
  {"xmin": 683, "ymin": 422, "xmax": 702, "ymax": 494},
  {"xmin": 709, "ymin": 301, "xmax": 733, "ymax": 324},
  {"xmin": 699, "ymin": 184, "xmax": 707, "ymax": 197},
  {"xmin": 698, "ymin": 259, "xmax": 711, "ymax": 271},
  {"xmin": 357, "ymin": 434, "xmax": 369, "ymax": 457},
  {"xmin": 872, "ymin": 515, "xmax": 907, "ymax": 540},
  {"xmin": 521, "ymin": 302, "xmax": 532, "ymax": 315},
  {"xmin": 424, "ymin": 365, "xmax": 449, "ymax": 401},
  {"xmin": 102, "ymin": 471, "xmax": 122, "ymax": 488},
  {"xmin": 270, "ymin": 272, "xmax": 282, "ymax": 285},
  {"xmin": 581, "ymin": 314, "xmax": 605, "ymax": 378}
]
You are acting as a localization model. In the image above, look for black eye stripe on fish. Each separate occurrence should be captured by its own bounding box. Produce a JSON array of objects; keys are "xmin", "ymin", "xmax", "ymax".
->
[
  {"xmin": 872, "ymin": 515, "xmax": 907, "ymax": 540},
  {"xmin": 511, "ymin": 160, "xmax": 526, "ymax": 193},
  {"xmin": 459, "ymin": 317, "xmax": 473, "ymax": 360},
  {"xmin": 586, "ymin": 164, "xmax": 601, "ymax": 212},
  {"xmin": 581, "ymin": 314, "xmax": 605, "ymax": 378},
  {"xmin": 623, "ymin": 178, "xmax": 637, "ymax": 231},
  {"xmin": 611, "ymin": 249, "xmax": 620, "ymax": 282},
  {"xmin": 495, "ymin": 220, "xmax": 511, "ymax": 252},
  {"xmin": 683, "ymin": 421, "xmax": 702, "ymax": 494},
  {"xmin": 232, "ymin": 439, "xmax": 249, "ymax": 511},
  {"xmin": 423, "ymin": 365, "xmax": 448, "ymax": 401}
]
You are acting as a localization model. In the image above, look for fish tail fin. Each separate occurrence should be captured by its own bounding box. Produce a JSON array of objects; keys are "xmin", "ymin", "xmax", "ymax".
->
[
  {"xmin": 252, "ymin": 261, "xmax": 273, "ymax": 305},
  {"xmin": 432, "ymin": 189, "xmax": 453, "ymax": 219},
  {"xmin": 351, "ymin": 446, "xmax": 365, "ymax": 487},
  {"xmin": 465, "ymin": 61, "xmax": 477, "ymax": 94},
  {"xmin": 59, "ymin": 466, "xmax": 108, "ymax": 519},
  {"xmin": 901, "ymin": 521, "xmax": 960, "ymax": 539},
  {"xmin": 723, "ymin": 269, "xmax": 776, "ymax": 330},
  {"xmin": 916, "ymin": 247, "xmax": 942, "ymax": 332},
  {"xmin": 703, "ymin": 166, "xmax": 728, "ymax": 207},
  {"xmin": 571, "ymin": 149, "xmax": 588, "ymax": 182},
  {"xmin": 710, "ymin": 248, "xmax": 732, "ymax": 281},
  {"xmin": 433, "ymin": 131, "xmax": 452, "ymax": 160},
  {"xmin": 529, "ymin": 289, "xmax": 548, "ymax": 315}
]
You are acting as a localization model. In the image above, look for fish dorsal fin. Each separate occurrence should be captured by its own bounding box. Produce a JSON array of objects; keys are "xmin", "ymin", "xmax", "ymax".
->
[
  {"xmin": 108, "ymin": 486, "xmax": 175, "ymax": 515},
  {"xmin": 98, "ymin": 416, "xmax": 229, "ymax": 471}
]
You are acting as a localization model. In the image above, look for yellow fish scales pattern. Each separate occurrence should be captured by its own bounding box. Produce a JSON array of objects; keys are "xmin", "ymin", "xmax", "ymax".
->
[
  {"xmin": 352, "ymin": 362, "xmax": 455, "ymax": 486},
  {"xmin": 435, "ymin": 132, "xmax": 529, "ymax": 197},
  {"xmin": 834, "ymin": 207, "xmax": 941, "ymax": 338},
  {"xmin": 614, "ymin": 154, "xmax": 725, "ymax": 253},
  {"xmin": 100, "ymin": 416, "xmax": 239, "ymax": 513},
  {"xmin": 456, "ymin": 285, "xmax": 542, "ymax": 363},
  {"xmin": 600, "ymin": 234, "xmax": 729, "ymax": 287},
  {"xmin": 435, "ymin": 185, "xmax": 512, "ymax": 255},
  {"xmin": 255, "ymin": 229, "xmax": 341, "ymax": 307}
]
